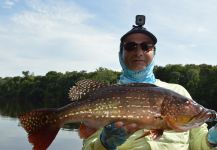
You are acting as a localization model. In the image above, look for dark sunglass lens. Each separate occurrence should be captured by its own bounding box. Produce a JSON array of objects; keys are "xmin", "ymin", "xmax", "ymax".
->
[
  {"xmin": 141, "ymin": 43, "xmax": 153, "ymax": 52},
  {"xmin": 124, "ymin": 42, "xmax": 137, "ymax": 51},
  {"xmin": 140, "ymin": 43, "xmax": 149, "ymax": 51}
]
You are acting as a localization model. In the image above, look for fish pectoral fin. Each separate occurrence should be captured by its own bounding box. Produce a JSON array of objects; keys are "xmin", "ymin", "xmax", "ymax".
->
[
  {"xmin": 79, "ymin": 123, "xmax": 98, "ymax": 139},
  {"xmin": 135, "ymin": 129, "xmax": 164, "ymax": 141},
  {"xmin": 149, "ymin": 129, "xmax": 164, "ymax": 140},
  {"xmin": 135, "ymin": 130, "xmax": 151, "ymax": 140}
]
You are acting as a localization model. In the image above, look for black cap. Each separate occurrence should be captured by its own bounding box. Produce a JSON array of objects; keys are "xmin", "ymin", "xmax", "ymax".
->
[{"xmin": 120, "ymin": 16, "xmax": 157, "ymax": 44}]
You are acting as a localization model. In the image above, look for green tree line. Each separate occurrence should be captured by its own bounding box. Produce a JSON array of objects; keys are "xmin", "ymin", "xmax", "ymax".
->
[{"xmin": 0, "ymin": 65, "xmax": 217, "ymax": 118}]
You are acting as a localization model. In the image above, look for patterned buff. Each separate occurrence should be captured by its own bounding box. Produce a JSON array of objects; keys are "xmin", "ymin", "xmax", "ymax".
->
[{"xmin": 118, "ymin": 51, "xmax": 156, "ymax": 84}]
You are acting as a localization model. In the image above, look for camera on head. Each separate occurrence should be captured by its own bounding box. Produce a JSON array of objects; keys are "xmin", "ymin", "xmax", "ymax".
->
[
  {"xmin": 135, "ymin": 15, "xmax": 145, "ymax": 27},
  {"xmin": 120, "ymin": 15, "xmax": 157, "ymax": 44}
]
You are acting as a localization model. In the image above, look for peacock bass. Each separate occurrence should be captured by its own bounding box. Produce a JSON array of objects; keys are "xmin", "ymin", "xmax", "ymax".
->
[{"xmin": 19, "ymin": 79, "xmax": 217, "ymax": 150}]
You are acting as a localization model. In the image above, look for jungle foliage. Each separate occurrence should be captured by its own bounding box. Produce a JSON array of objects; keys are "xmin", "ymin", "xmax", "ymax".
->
[{"xmin": 0, "ymin": 65, "xmax": 217, "ymax": 118}]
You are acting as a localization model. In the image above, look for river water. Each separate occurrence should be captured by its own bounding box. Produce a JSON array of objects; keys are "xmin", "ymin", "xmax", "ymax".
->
[{"xmin": 0, "ymin": 115, "xmax": 82, "ymax": 150}]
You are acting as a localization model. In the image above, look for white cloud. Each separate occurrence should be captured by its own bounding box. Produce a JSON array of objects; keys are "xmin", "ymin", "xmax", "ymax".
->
[
  {"xmin": 0, "ymin": 0, "xmax": 120, "ymax": 77},
  {"xmin": 0, "ymin": 0, "xmax": 217, "ymax": 77},
  {"xmin": 2, "ymin": 0, "xmax": 18, "ymax": 8}
]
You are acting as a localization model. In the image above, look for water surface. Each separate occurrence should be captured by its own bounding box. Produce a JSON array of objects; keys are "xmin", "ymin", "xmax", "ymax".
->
[{"xmin": 0, "ymin": 115, "xmax": 82, "ymax": 150}]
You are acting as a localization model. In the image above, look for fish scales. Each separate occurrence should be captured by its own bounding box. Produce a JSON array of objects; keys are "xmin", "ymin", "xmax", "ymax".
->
[{"xmin": 58, "ymin": 85, "xmax": 168, "ymax": 129}]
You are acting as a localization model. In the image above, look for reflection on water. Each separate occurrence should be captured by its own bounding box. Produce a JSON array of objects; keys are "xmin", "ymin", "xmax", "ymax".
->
[
  {"xmin": 0, "ymin": 96, "xmax": 83, "ymax": 149},
  {"xmin": 0, "ymin": 115, "xmax": 82, "ymax": 150}
]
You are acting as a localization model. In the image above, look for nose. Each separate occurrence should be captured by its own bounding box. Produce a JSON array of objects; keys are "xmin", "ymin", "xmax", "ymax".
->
[{"xmin": 134, "ymin": 46, "xmax": 144, "ymax": 56}]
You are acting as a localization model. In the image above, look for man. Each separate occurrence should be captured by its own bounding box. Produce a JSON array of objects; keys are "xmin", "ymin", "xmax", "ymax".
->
[{"xmin": 82, "ymin": 15, "xmax": 217, "ymax": 150}]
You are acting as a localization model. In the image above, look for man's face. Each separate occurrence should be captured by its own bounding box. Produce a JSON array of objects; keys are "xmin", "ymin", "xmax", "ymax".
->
[{"xmin": 123, "ymin": 33, "xmax": 155, "ymax": 71}]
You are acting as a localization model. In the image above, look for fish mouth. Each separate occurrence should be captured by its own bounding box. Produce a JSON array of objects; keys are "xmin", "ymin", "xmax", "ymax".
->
[
  {"xmin": 182, "ymin": 107, "xmax": 210, "ymax": 129},
  {"xmin": 166, "ymin": 107, "xmax": 211, "ymax": 131}
]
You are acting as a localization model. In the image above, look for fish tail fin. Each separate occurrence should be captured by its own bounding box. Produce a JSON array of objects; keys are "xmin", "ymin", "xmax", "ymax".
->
[{"xmin": 19, "ymin": 108, "xmax": 61, "ymax": 150}]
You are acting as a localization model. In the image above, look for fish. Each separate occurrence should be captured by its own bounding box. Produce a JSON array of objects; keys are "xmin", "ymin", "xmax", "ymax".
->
[{"xmin": 19, "ymin": 79, "xmax": 217, "ymax": 150}]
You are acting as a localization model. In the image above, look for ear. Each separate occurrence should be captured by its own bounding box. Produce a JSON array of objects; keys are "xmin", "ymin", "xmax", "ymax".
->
[{"xmin": 120, "ymin": 42, "xmax": 124, "ymax": 53}]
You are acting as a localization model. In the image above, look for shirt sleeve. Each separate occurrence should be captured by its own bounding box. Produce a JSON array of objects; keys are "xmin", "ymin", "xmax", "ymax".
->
[
  {"xmin": 189, "ymin": 124, "xmax": 217, "ymax": 150},
  {"xmin": 82, "ymin": 127, "xmax": 152, "ymax": 150}
]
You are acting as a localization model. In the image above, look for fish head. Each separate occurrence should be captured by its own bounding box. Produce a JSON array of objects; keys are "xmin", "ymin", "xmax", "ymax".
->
[{"xmin": 162, "ymin": 97, "xmax": 209, "ymax": 131}]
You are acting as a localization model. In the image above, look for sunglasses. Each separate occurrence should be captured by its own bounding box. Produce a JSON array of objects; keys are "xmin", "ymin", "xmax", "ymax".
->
[{"xmin": 123, "ymin": 42, "xmax": 154, "ymax": 52}]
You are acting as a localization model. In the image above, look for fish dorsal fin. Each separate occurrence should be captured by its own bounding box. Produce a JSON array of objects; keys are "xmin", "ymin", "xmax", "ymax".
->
[{"xmin": 68, "ymin": 79, "xmax": 107, "ymax": 101}]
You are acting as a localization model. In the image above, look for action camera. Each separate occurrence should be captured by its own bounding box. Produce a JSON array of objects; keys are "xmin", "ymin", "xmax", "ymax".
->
[{"xmin": 135, "ymin": 15, "xmax": 145, "ymax": 26}]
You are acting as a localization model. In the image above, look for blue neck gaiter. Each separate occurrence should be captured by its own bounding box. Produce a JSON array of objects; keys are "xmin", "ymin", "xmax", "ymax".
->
[{"xmin": 118, "ymin": 51, "xmax": 156, "ymax": 84}]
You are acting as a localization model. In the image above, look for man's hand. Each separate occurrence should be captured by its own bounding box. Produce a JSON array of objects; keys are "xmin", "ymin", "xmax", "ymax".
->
[{"xmin": 100, "ymin": 121, "xmax": 139, "ymax": 150}]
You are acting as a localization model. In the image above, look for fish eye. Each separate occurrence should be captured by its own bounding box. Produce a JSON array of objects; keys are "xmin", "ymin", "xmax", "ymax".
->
[{"xmin": 185, "ymin": 101, "xmax": 190, "ymax": 104}]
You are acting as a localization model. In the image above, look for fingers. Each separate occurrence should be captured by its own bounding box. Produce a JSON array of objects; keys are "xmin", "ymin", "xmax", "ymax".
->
[
  {"xmin": 125, "ymin": 123, "xmax": 138, "ymax": 133},
  {"xmin": 114, "ymin": 121, "xmax": 124, "ymax": 128},
  {"xmin": 114, "ymin": 121, "xmax": 139, "ymax": 134}
]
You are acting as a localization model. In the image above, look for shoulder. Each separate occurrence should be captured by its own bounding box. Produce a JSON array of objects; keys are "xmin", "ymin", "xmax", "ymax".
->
[{"xmin": 154, "ymin": 79, "xmax": 192, "ymax": 99}]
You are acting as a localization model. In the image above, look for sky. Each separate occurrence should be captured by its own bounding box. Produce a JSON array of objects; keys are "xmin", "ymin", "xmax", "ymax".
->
[{"xmin": 0, "ymin": 0, "xmax": 217, "ymax": 77}]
